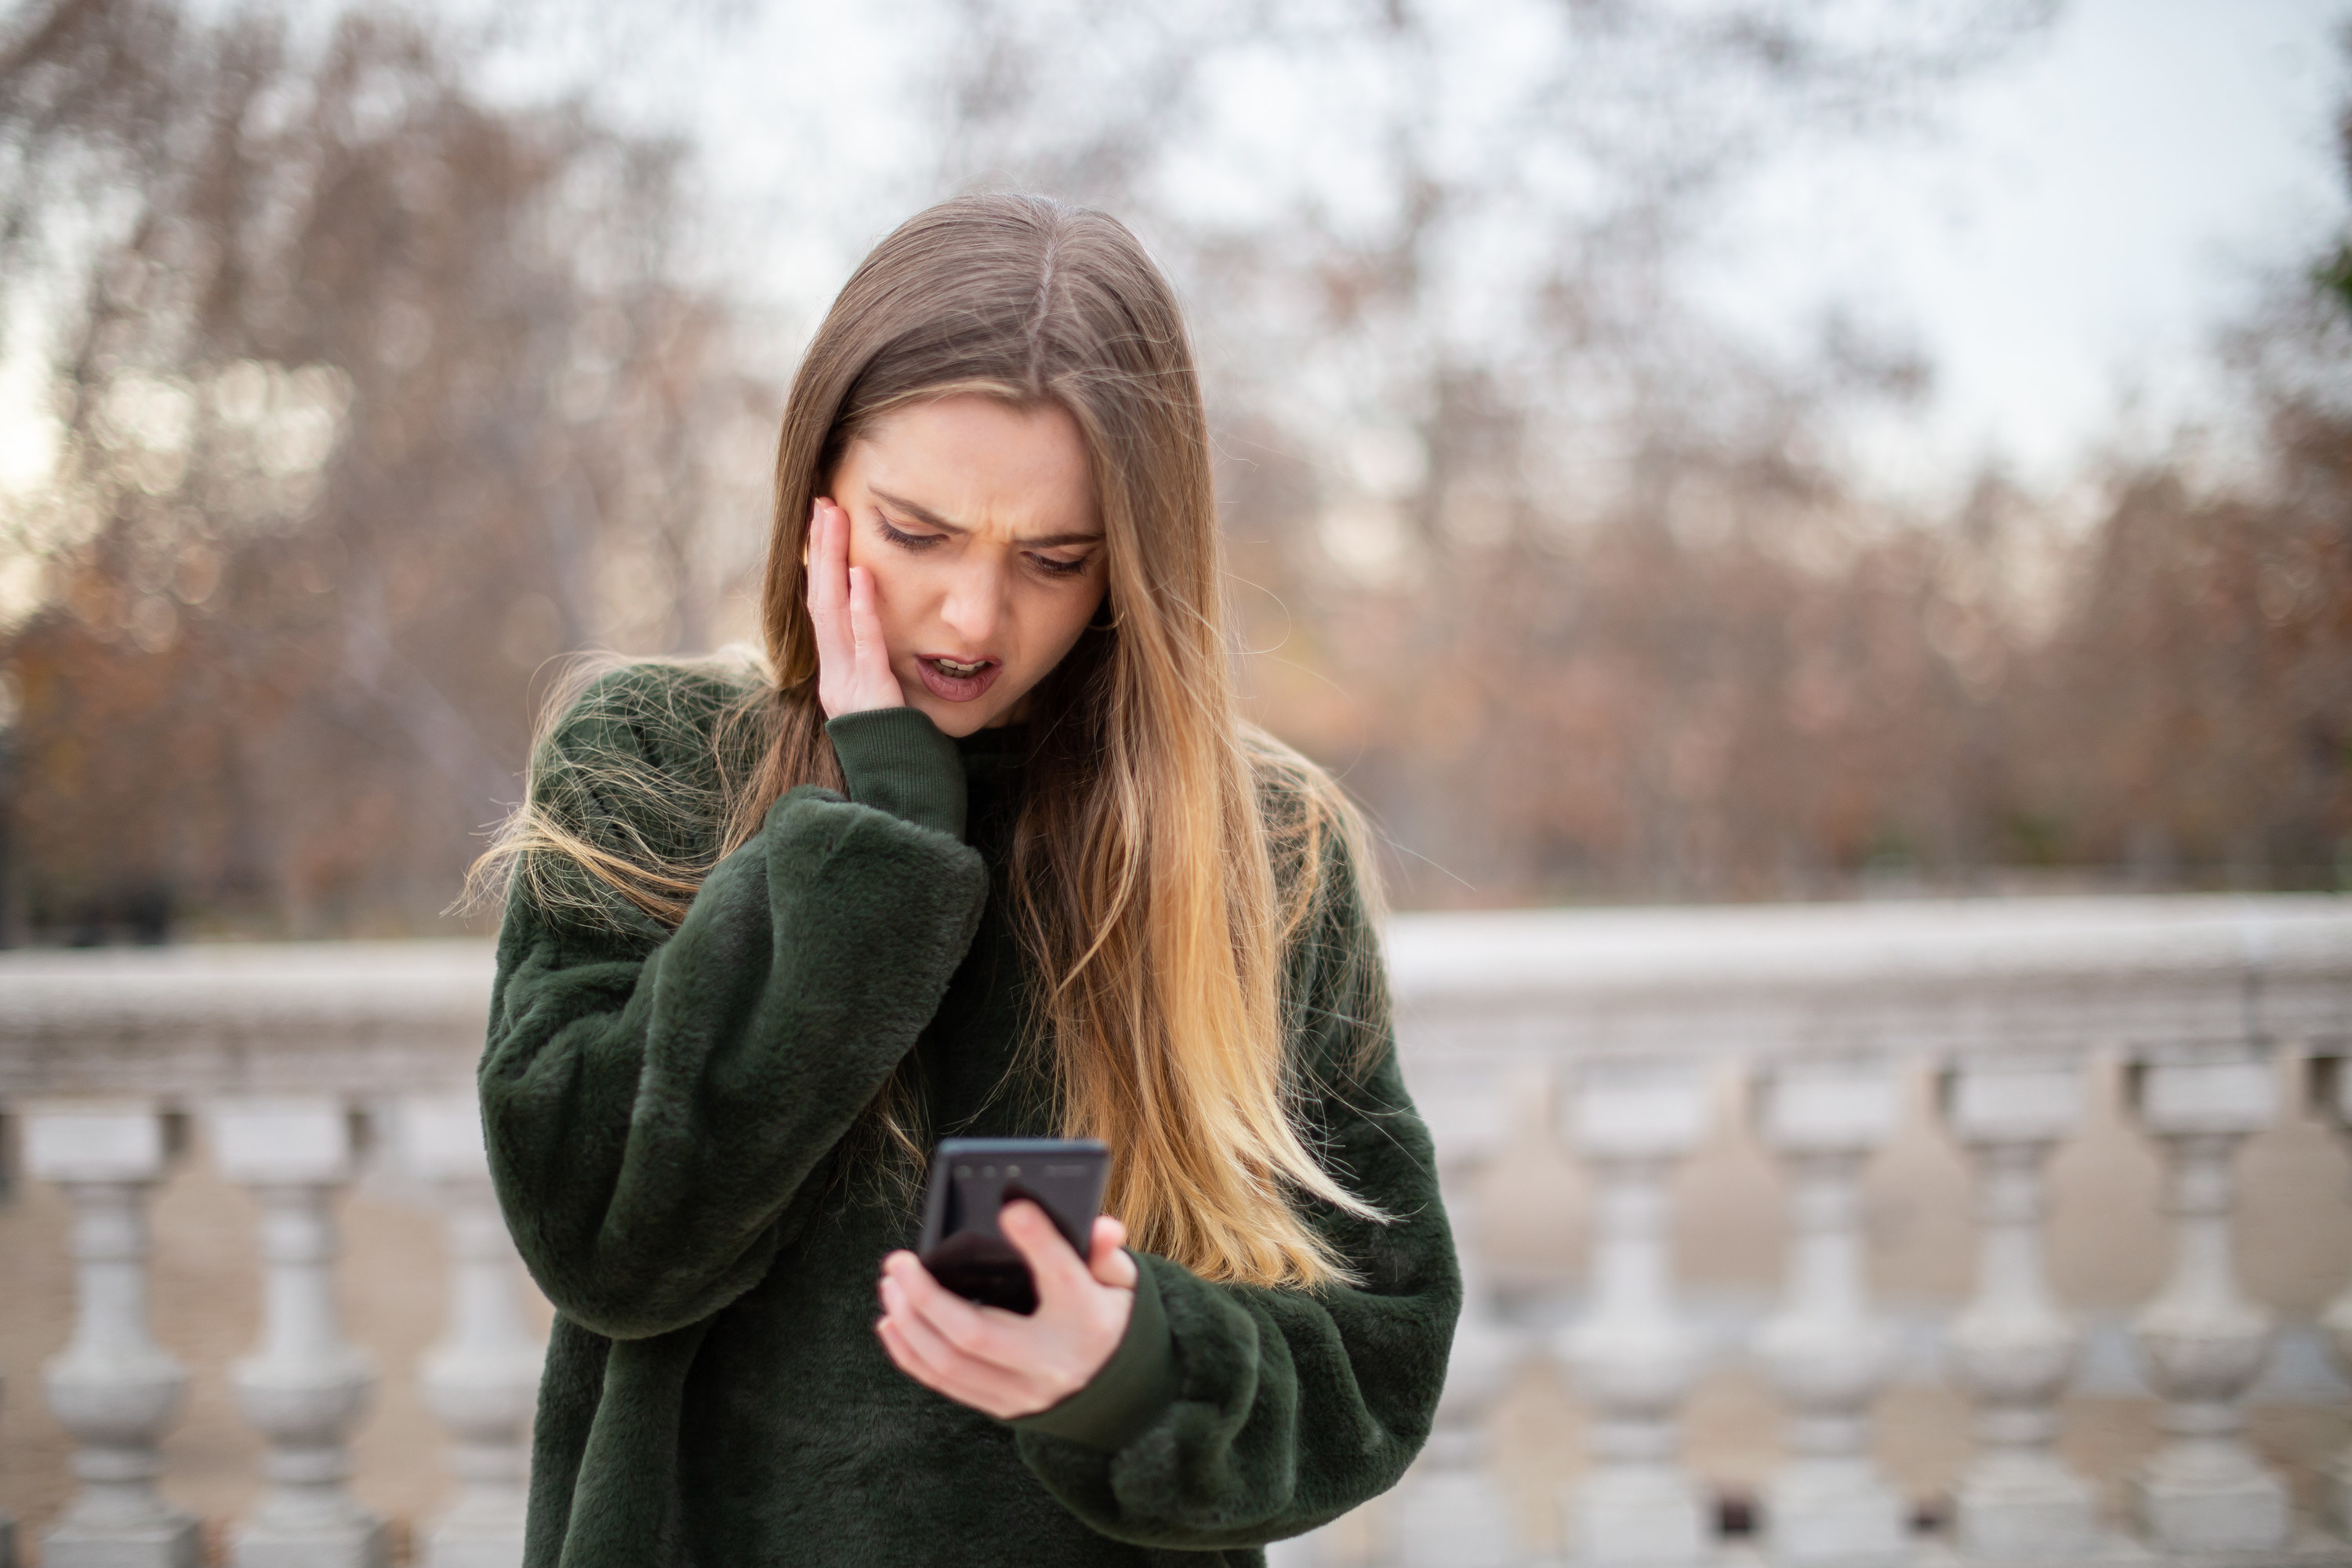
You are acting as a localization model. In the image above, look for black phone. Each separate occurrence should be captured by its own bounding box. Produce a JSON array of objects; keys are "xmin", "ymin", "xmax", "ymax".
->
[{"xmin": 916, "ymin": 1137, "xmax": 1111, "ymax": 1315}]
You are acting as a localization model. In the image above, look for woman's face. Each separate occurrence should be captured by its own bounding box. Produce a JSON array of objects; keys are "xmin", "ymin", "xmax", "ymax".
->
[{"xmin": 822, "ymin": 395, "xmax": 1107, "ymax": 738}]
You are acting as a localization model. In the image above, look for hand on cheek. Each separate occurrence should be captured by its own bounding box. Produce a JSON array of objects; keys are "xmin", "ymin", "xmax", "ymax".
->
[
  {"xmin": 874, "ymin": 1203, "xmax": 1138, "ymax": 1419},
  {"xmin": 804, "ymin": 499, "xmax": 906, "ymax": 719}
]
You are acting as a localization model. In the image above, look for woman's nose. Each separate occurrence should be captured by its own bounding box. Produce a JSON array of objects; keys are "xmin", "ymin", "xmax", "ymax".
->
[{"xmin": 938, "ymin": 562, "xmax": 1007, "ymax": 648}]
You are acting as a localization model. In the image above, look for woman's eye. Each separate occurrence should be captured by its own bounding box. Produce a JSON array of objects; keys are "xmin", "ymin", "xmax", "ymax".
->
[
  {"xmin": 877, "ymin": 517, "xmax": 943, "ymax": 550},
  {"xmin": 1030, "ymin": 553, "xmax": 1091, "ymax": 579}
]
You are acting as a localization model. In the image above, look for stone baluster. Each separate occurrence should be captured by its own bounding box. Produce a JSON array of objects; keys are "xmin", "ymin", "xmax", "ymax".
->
[
  {"xmin": 0, "ymin": 1181, "xmax": 10, "ymax": 1567},
  {"xmin": 1938, "ymin": 1058, "xmax": 2100, "ymax": 1563},
  {"xmin": 1555, "ymin": 1058, "xmax": 1712, "ymax": 1566},
  {"xmin": 2, "ymin": 1106, "xmax": 11, "ymax": 1566},
  {"xmin": 0, "ymin": 1374, "xmax": 12, "ymax": 1568},
  {"xmin": 2123, "ymin": 1047, "xmax": 2289, "ymax": 1555},
  {"xmin": 397, "ymin": 1093, "xmax": 543, "ymax": 1568},
  {"xmin": 23, "ymin": 1100, "xmax": 201, "ymax": 1568},
  {"xmin": 210, "ymin": 1097, "xmax": 387, "ymax": 1568},
  {"xmin": 2314, "ymin": 1051, "xmax": 2352, "ymax": 1539},
  {"xmin": 1751, "ymin": 1058, "xmax": 1906, "ymax": 1567},
  {"xmin": 1386, "ymin": 1073, "xmax": 1526, "ymax": 1568}
]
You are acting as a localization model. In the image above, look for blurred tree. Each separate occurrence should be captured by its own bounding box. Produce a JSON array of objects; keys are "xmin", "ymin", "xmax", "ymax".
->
[
  {"xmin": 0, "ymin": 0, "xmax": 771, "ymax": 938},
  {"xmin": 0, "ymin": 0, "xmax": 2337, "ymax": 933},
  {"xmin": 918, "ymin": 0, "xmax": 2057, "ymax": 901},
  {"xmin": 2005, "ymin": 239, "xmax": 2352, "ymax": 891},
  {"xmin": 917, "ymin": 0, "xmax": 2352, "ymax": 903}
]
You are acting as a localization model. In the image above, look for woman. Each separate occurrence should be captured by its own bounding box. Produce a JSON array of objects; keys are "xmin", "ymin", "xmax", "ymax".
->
[{"xmin": 476, "ymin": 194, "xmax": 1460, "ymax": 1568}]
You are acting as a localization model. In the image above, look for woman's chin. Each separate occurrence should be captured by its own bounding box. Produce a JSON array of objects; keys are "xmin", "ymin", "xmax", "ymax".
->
[{"xmin": 907, "ymin": 689, "xmax": 1016, "ymax": 737}]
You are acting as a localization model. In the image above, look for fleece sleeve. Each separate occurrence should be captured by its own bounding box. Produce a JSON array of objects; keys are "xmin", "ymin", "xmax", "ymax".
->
[
  {"xmin": 1008, "ymin": 829, "xmax": 1462, "ymax": 1550},
  {"xmin": 479, "ymin": 694, "xmax": 988, "ymax": 1341}
]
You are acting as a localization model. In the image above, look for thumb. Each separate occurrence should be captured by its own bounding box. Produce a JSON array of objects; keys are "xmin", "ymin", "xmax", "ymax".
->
[{"xmin": 1000, "ymin": 1200, "xmax": 1093, "ymax": 1302}]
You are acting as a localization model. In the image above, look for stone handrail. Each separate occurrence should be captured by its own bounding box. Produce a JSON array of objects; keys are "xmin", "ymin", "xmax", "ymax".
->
[
  {"xmin": 1381, "ymin": 895, "xmax": 2352, "ymax": 1568},
  {"xmin": 2, "ymin": 893, "xmax": 2348, "ymax": 1568}
]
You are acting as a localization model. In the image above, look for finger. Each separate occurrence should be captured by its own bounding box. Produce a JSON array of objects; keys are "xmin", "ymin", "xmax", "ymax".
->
[
  {"xmin": 881, "ymin": 1276, "xmax": 1007, "ymax": 1387},
  {"xmin": 1089, "ymin": 1216, "xmax": 1138, "ymax": 1289},
  {"xmin": 877, "ymin": 1277, "xmax": 968, "ymax": 1380},
  {"xmin": 1000, "ymin": 1200, "xmax": 1096, "ymax": 1305},
  {"xmin": 848, "ymin": 564, "xmax": 885, "ymax": 672},
  {"xmin": 874, "ymin": 1312, "xmax": 935, "ymax": 1384},
  {"xmin": 805, "ymin": 501, "xmax": 837, "ymax": 603},
  {"xmin": 825, "ymin": 504, "xmax": 856, "ymax": 612},
  {"xmin": 877, "ymin": 1282, "xmax": 1035, "ymax": 1409},
  {"xmin": 877, "ymin": 1311, "xmax": 1000, "ymax": 1405},
  {"xmin": 884, "ymin": 1252, "xmax": 1022, "ymax": 1370},
  {"xmin": 877, "ymin": 1316, "xmax": 1036, "ymax": 1419},
  {"xmin": 805, "ymin": 503, "xmax": 844, "ymax": 644},
  {"xmin": 843, "ymin": 562, "xmax": 905, "ymax": 710}
]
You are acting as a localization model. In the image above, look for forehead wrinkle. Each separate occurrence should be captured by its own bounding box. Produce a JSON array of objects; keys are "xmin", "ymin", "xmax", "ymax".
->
[{"xmin": 869, "ymin": 485, "xmax": 1102, "ymax": 550}]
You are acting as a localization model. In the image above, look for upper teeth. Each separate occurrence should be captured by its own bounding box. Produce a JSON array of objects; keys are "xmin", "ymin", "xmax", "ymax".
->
[{"xmin": 935, "ymin": 657, "xmax": 985, "ymax": 677}]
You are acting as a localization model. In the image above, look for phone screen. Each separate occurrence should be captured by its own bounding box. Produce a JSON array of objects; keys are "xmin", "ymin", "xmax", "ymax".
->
[{"xmin": 916, "ymin": 1138, "xmax": 1110, "ymax": 1314}]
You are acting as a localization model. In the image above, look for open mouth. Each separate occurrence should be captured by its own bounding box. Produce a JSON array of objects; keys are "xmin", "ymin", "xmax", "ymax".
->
[{"xmin": 915, "ymin": 655, "xmax": 1001, "ymax": 702}]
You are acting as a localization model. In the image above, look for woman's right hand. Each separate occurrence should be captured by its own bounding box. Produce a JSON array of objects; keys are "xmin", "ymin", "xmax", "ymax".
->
[{"xmin": 805, "ymin": 498, "xmax": 907, "ymax": 720}]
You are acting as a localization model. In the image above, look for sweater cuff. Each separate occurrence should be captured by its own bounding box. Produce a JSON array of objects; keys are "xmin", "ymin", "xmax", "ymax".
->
[
  {"xmin": 824, "ymin": 708, "xmax": 967, "ymax": 840},
  {"xmin": 1010, "ymin": 1253, "xmax": 1176, "ymax": 1451}
]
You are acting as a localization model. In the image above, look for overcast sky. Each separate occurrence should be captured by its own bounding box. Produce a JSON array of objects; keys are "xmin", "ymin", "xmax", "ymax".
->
[
  {"xmin": 1687, "ymin": 0, "xmax": 2348, "ymax": 499},
  {"xmin": 7, "ymin": 0, "xmax": 2346, "ymax": 510},
  {"xmin": 591, "ymin": 0, "xmax": 2352, "ymax": 503}
]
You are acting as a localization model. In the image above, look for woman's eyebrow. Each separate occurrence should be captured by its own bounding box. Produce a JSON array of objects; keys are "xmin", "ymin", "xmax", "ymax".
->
[{"xmin": 871, "ymin": 487, "xmax": 1104, "ymax": 548}]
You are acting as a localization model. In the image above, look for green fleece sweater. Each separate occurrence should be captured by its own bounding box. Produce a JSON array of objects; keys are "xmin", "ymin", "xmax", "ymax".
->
[{"xmin": 480, "ymin": 663, "xmax": 1460, "ymax": 1568}]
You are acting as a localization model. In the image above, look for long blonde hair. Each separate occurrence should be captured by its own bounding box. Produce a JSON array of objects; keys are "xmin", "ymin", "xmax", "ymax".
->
[{"xmin": 477, "ymin": 194, "xmax": 1388, "ymax": 1288}]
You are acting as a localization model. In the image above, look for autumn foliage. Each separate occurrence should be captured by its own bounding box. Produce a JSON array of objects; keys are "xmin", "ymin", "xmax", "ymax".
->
[{"xmin": 0, "ymin": 0, "xmax": 2344, "ymax": 937}]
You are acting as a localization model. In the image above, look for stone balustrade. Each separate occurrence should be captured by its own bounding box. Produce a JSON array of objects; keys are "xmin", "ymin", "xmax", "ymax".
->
[{"xmin": 0, "ymin": 896, "xmax": 2347, "ymax": 1567}]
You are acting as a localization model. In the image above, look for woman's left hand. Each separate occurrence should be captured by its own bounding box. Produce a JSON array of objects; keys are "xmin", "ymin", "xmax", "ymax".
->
[{"xmin": 876, "ymin": 1201, "xmax": 1138, "ymax": 1418}]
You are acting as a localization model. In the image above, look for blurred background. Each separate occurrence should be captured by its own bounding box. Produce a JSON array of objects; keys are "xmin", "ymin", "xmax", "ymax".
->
[
  {"xmin": 3, "ymin": 6, "xmax": 2351, "ymax": 1563},
  {"xmin": 0, "ymin": 0, "xmax": 2346, "ymax": 929}
]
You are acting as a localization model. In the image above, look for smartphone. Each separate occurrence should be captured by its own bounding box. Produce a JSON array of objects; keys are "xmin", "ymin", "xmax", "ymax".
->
[{"xmin": 916, "ymin": 1137, "xmax": 1111, "ymax": 1315}]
